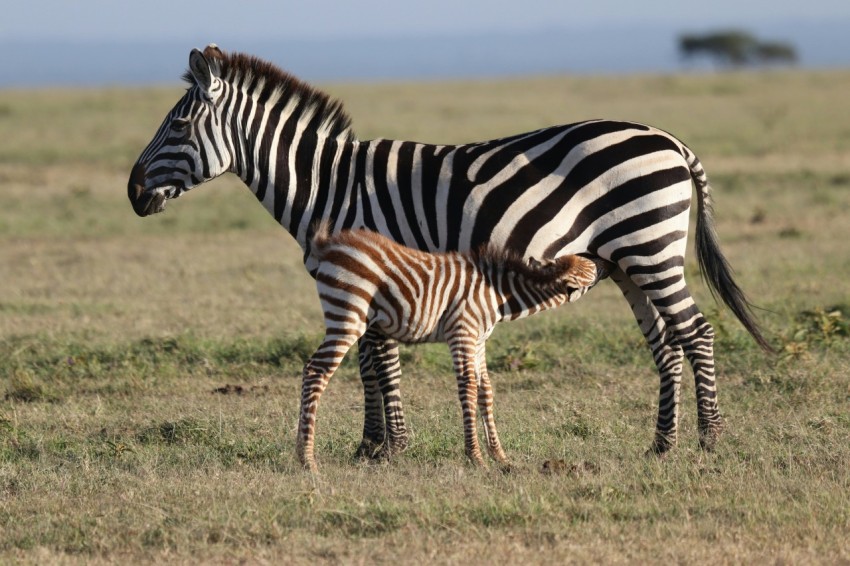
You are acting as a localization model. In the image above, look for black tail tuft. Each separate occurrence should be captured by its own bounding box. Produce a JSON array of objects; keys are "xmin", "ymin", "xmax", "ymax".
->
[{"xmin": 692, "ymin": 158, "xmax": 774, "ymax": 353}]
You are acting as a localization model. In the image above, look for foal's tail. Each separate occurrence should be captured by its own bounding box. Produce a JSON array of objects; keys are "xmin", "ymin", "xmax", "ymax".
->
[{"xmin": 684, "ymin": 146, "xmax": 774, "ymax": 352}]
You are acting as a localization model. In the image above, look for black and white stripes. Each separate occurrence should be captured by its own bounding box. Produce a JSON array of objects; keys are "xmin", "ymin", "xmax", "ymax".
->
[{"xmin": 128, "ymin": 45, "xmax": 770, "ymax": 458}]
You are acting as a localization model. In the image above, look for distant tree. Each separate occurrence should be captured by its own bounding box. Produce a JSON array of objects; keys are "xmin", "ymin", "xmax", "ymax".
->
[
  {"xmin": 679, "ymin": 30, "xmax": 756, "ymax": 66},
  {"xmin": 753, "ymin": 41, "xmax": 798, "ymax": 65},
  {"xmin": 679, "ymin": 30, "xmax": 797, "ymax": 68}
]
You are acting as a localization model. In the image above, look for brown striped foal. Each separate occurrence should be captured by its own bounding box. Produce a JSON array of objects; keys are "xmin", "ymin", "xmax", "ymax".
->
[{"xmin": 296, "ymin": 225, "xmax": 605, "ymax": 471}]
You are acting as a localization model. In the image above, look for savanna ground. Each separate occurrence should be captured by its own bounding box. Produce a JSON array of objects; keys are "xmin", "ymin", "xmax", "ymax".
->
[{"xmin": 1, "ymin": 69, "xmax": 849, "ymax": 564}]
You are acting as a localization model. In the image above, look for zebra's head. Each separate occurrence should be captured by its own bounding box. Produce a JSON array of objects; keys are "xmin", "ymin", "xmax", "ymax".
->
[{"xmin": 128, "ymin": 45, "xmax": 231, "ymax": 217}]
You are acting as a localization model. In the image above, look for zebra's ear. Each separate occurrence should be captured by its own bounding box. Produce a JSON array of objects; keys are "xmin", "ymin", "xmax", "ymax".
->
[{"xmin": 189, "ymin": 48, "xmax": 214, "ymax": 92}]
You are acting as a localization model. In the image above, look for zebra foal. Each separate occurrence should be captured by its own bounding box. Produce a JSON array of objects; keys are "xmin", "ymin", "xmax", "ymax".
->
[{"xmin": 297, "ymin": 225, "xmax": 603, "ymax": 471}]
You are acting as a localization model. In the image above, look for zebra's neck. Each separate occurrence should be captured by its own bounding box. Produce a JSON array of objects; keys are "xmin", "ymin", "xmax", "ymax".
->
[
  {"xmin": 233, "ymin": 122, "xmax": 458, "ymax": 268},
  {"xmin": 490, "ymin": 266, "xmax": 569, "ymax": 322},
  {"xmin": 232, "ymin": 117, "xmax": 359, "ymax": 252}
]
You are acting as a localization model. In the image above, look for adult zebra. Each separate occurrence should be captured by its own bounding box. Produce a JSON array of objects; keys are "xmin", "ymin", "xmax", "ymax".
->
[{"xmin": 128, "ymin": 45, "xmax": 770, "ymax": 458}]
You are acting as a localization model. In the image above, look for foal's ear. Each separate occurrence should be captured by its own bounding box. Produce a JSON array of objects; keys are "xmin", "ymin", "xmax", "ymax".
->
[
  {"xmin": 568, "ymin": 256, "xmax": 599, "ymax": 288},
  {"xmin": 560, "ymin": 256, "xmax": 598, "ymax": 302}
]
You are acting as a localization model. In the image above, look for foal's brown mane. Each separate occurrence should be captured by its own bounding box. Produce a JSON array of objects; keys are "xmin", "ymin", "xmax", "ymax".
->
[{"xmin": 184, "ymin": 45, "xmax": 356, "ymax": 142}]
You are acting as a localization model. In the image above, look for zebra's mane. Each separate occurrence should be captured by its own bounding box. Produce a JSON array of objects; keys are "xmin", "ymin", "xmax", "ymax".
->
[{"xmin": 183, "ymin": 46, "xmax": 356, "ymax": 142}]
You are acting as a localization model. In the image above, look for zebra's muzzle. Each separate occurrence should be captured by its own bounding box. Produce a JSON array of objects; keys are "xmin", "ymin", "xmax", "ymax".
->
[{"xmin": 128, "ymin": 163, "xmax": 166, "ymax": 217}]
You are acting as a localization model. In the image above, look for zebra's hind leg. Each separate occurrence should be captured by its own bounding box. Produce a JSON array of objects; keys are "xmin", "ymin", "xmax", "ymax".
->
[
  {"xmin": 625, "ymin": 270, "xmax": 724, "ymax": 452},
  {"xmin": 474, "ymin": 343, "xmax": 508, "ymax": 465},
  {"xmin": 679, "ymin": 311, "xmax": 723, "ymax": 451},
  {"xmin": 611, "ymin": 268, "xmax": 685, "ymax": 455}
]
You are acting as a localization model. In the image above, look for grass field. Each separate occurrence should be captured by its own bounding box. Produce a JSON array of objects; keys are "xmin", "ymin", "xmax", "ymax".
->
[{"xmin": 2, "ymin": 69, "xmax": 850, "ymax": 563}]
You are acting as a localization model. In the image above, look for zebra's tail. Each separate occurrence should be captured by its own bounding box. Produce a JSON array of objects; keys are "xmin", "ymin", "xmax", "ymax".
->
[{"xmin": 684, "ymin": 147, "xmax": 774, "ymax": 353}]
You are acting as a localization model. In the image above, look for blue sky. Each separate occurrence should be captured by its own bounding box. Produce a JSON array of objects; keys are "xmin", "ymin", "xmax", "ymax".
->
[
  {"xmin": 3, "ymin": 1, "xmax": 849, "ymax": 86},
  {"xmin": 5, "ymin": 0, "xmax": 850, "ymax": 41}
]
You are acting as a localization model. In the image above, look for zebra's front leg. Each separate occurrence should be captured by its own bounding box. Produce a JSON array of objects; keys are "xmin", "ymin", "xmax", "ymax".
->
[
  {"xmin": 297, "ymin": 334, "xmax": 358, "ymax": 473},
  {"xmin": 373, "ymin": 337, "xmax": 409, "ymax": 459},
  {"xmin": 450, "ymin": 335, "xmax": 486, "ymax": 466},
  {"xmin": 475, "ymin": 343, "xmax": 508, "ymax": 464},
  {"xmin": 354, "ymin": 333, "xmax": 409, "ymax": 460},
  {"xmin": 611, "ymin": 269, "xmax": 685, "ymax": 455},
  {"xmin": 353, "ymin": 336, "xmax": 385, "ymax": 459}
]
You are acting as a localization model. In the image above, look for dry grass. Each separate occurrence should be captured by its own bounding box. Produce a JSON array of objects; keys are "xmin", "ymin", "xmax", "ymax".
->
[{"xmin": 1, "ymin": 69, "xmax": 850, "ymax": 563}]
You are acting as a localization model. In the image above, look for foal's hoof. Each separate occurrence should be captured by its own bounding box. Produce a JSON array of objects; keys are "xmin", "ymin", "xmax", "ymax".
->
[
  {"xmin": 540, "ymin": 459, "xmax": 568, "ymax": 474},
  {"xmin": 298, "ymin": 459, "xmax": 319, "ymax": 474}
]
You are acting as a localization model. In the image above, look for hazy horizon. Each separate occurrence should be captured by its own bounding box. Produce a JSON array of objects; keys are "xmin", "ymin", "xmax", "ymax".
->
[{"xmin": 3, "ymin": 2, "xmax": 850, "ymax": 88}]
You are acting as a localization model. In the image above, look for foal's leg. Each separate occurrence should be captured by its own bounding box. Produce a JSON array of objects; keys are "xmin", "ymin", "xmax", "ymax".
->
[
  {"xmin": 474, "ymin": 342, "xmax": 508, "ymax": 463},
  {"xmin": 296, "ymin": 332, "xmax": 360, "ymax": 473},
  {"xmin": 448, "ymin": 334, "xmax": 486, "ymax": 466}
]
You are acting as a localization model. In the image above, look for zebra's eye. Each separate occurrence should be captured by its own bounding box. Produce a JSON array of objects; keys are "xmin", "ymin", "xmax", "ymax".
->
[{"xmin": 172, "ymin": 118, "xmax": 191, "ymax": 133}]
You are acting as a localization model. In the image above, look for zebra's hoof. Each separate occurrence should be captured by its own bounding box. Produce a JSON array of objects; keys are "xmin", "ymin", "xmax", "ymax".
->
[
  {"xmin": 698, "ymin": 429, "xmax": 722, "ymax": 452},
  {"xmin": 698, "ymin": 417, "xmax": 725, "ymax": 452},
  {"xmin": 370, "ymin": 439, "xmax": 409, "ymax": 461},
  {"xmin": 645, "ymin": 438, "xmax": 675, "ymax": 458},
  {"xmin": 353, "ymin": 438, "xmax": 384, "ymax": 460}
]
